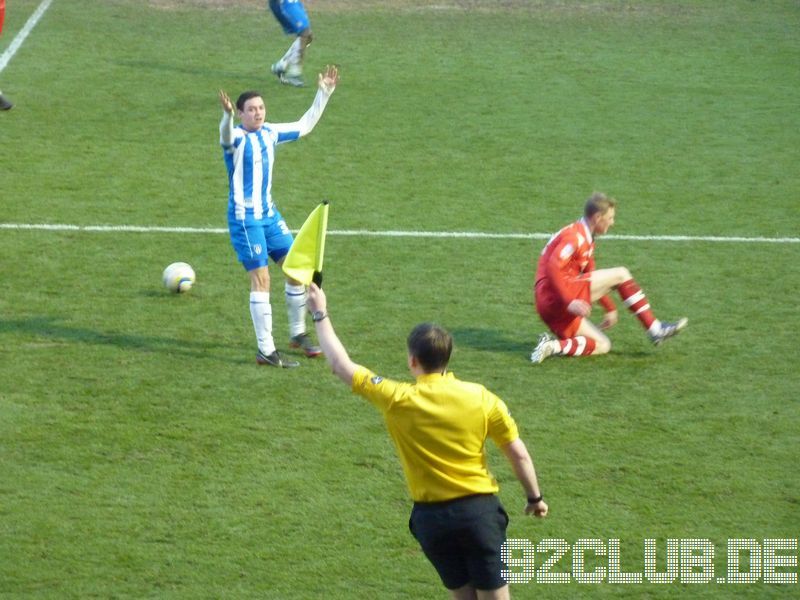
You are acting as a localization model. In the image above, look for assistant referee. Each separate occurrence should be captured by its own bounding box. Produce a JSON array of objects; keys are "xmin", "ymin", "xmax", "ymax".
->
[{"xmin": 307, "ymin": 284, "xmax": 548, "ymax": 599}]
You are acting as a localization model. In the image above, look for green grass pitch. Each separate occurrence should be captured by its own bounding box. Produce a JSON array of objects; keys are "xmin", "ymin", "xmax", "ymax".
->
[{"xmin": 1, "ymin": 0, "xmax": 798, "ymax": 598}]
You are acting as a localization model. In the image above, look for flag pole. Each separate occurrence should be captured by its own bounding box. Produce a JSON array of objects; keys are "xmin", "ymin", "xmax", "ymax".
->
[{"xmin": 313, "ymin": 200, "xmax": 329, "ymax": 287}]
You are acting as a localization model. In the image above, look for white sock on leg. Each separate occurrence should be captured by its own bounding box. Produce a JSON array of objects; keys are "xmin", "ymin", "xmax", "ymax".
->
[
  {"xmin": 285, "ymin": 283, "xmax": 307, "ymax": 338},
  {"xmin": 250, "ymin": 291, "xmax": 275, "ymax": 354},
  {"xmin": 282, "ymin": 37, "xmax": 303, "ymax": 75},
  {"xmin": 647, "ymin": 319, "xmax": 662, "ymax": 336}
]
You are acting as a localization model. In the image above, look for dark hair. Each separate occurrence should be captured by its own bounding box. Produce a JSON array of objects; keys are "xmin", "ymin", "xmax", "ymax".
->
[
  {"xmin": 584, "ymin": 191, "xmax": 617, "ymax": 219},
  {"xmin": 236, "ymin": 90, "xmax": 263, "ymax": 112},
  {"xmin": 407, "ymin": 323, "xmax": 453, "ymax": 373}
]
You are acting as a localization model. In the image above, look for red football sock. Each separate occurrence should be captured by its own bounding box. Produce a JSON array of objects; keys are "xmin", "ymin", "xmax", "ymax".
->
[
  {"xmin": 559, "ymin": 336, "xmax": 597, "ymax": 356},
  {"xmin": 618, "ymin": 279, "xmax": 656, "ymax": 329}
]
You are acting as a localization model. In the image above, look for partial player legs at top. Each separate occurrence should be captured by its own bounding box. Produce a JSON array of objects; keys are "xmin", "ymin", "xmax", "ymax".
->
[{"xmin": 269, "ymin": 0, "xmax": 313, "ymax": 87}]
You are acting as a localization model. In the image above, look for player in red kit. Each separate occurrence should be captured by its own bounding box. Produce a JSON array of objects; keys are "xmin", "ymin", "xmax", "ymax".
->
[
  {"xmin": 531, "ymin": 192, "xmax": 687, "ymax": 363},
  {"xmin": 0, "ymin": 0, "xmax": 13, "ymax": 111}
]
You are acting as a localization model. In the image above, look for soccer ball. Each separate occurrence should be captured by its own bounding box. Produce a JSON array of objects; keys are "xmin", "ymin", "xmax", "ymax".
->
[{"xmin": 162, "ymin": 262, "xmax": 195, "ymax": 293}]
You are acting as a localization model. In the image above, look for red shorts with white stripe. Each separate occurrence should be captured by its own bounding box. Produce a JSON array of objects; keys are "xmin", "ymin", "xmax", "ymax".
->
[{"xmin": 534, "ymin": 278, "xmax": 589, "ymax": 339}]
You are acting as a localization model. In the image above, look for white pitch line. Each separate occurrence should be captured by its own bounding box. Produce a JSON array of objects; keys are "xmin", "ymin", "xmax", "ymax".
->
[
  {"xmin": 0, "ymin": 0, "xmax": 53, "ymax": 74},
  {"xmin": 0, "ymin": 223, "xmax": 798, "ymax": 244}
]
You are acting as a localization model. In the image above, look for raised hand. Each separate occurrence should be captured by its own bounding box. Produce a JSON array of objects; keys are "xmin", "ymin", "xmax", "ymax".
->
[
  {"xmin": 318, "ymin": 65, "xmax": 340, "ymax": 94},
  {"xmin": 218, "ymin": 89, "xmax": 234, "ymax": 113}
]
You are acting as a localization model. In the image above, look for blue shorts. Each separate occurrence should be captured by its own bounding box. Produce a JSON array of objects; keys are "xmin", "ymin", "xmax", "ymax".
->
[
  {"xmin": 269, "ymin": 0, "xmax": 310, "ymax": 35},
  {"xmin": 228, "ymin": 212, "xmax": 294, "ymax": 272}
]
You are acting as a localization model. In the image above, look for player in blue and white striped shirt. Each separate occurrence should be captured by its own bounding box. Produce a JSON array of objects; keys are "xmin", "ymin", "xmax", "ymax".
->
[{"xmin": 219, "ymin": 64, "xmax": 339, "ymax": 368}]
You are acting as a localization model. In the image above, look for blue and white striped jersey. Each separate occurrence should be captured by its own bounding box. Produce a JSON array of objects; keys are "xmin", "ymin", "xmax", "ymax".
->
[{"xmin": 220, "ymin": 88, "xmax": 332, "ymax": 221}]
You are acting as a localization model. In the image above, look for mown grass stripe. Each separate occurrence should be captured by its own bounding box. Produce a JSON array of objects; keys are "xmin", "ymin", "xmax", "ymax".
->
[{"xmin": 1, "ymin": 222, "xmax": 798, "ymax": 244}]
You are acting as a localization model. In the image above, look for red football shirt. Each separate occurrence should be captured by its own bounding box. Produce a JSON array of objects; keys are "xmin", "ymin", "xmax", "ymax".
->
[
  {"xmin": 536, "ymin": 218, "xmax": 595, "ymax": 302},
  {"xmin": 535, "ymin": 218, "xmax": 615, "ymax": 311}
]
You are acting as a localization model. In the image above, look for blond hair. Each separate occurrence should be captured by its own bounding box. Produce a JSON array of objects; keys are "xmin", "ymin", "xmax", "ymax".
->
[{"xmin": 584, "ymin": 192, "xmax": 617, "ymax": 219}]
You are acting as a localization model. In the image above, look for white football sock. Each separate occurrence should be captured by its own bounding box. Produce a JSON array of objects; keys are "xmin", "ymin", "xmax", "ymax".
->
[
  {"xmin": 285, "ymin": 283, "xmax": 307, "ymax": 338},
  {"xmin": 250, "ymin": 291, "xmax": 275, "ymax": 354},
  {"xmin": 281, "ymin": 37, "xmax": 303, "ymax": 75},
  {"xmin": 647, "ymin": 319, "xmax": 662, "ymax": 336}
]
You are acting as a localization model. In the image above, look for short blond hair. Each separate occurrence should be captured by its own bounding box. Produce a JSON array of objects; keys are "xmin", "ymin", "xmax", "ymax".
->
[{"xmin": 584, "ymin": 192, "xmax": 617, "ymax": 219}]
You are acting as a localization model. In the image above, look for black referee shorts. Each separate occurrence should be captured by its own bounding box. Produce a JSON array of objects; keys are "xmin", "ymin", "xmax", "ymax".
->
[{"xmin": 409, "ymin": 494, "xmax": 509, "ymax": 591}]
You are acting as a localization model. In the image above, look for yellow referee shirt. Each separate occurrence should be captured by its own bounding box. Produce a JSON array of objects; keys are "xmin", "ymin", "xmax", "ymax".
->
[{"xmin": 352, "ymin": 366, "xmax": 520, "ymax": 503}]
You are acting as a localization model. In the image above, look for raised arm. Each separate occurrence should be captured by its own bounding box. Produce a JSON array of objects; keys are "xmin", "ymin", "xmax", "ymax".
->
[
  {"xmin": 218, "ymin": 89, "xmax": 235, "ymax": 148},
  {"xmin": 272, "ymin": 65, "xmax": 340, "ymax": 139},
  {"xmin": 307, "ymin": 283, "xmax": 359, "ymax": 386}
]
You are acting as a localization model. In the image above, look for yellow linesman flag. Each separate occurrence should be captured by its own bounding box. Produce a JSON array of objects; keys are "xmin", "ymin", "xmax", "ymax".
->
[{"xmin": 282, "ymin": 201, "xmax": 329, "ymax": 286}]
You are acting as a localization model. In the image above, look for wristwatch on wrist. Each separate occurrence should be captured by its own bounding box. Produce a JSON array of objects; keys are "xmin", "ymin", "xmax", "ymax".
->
[
  {"xmin": 311, "ymin": 310, "xmax": 328, "ymax": 322},
  {"xmin": 527, "ymin": 495, "xmax": 543, "ymax": 504}
]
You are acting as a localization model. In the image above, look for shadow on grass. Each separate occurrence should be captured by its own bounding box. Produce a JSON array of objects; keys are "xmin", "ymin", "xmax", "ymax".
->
[
  {"xmin": 451, "ymin": 326, "xmax": 657, "ymax": 361},
  {"xmin": 0, "ymin": 316, "xmax": 236, "ymax": 362},
  {"xmin": 449, "ymin": 327, "xmax": 532, "ymax": 355}
]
